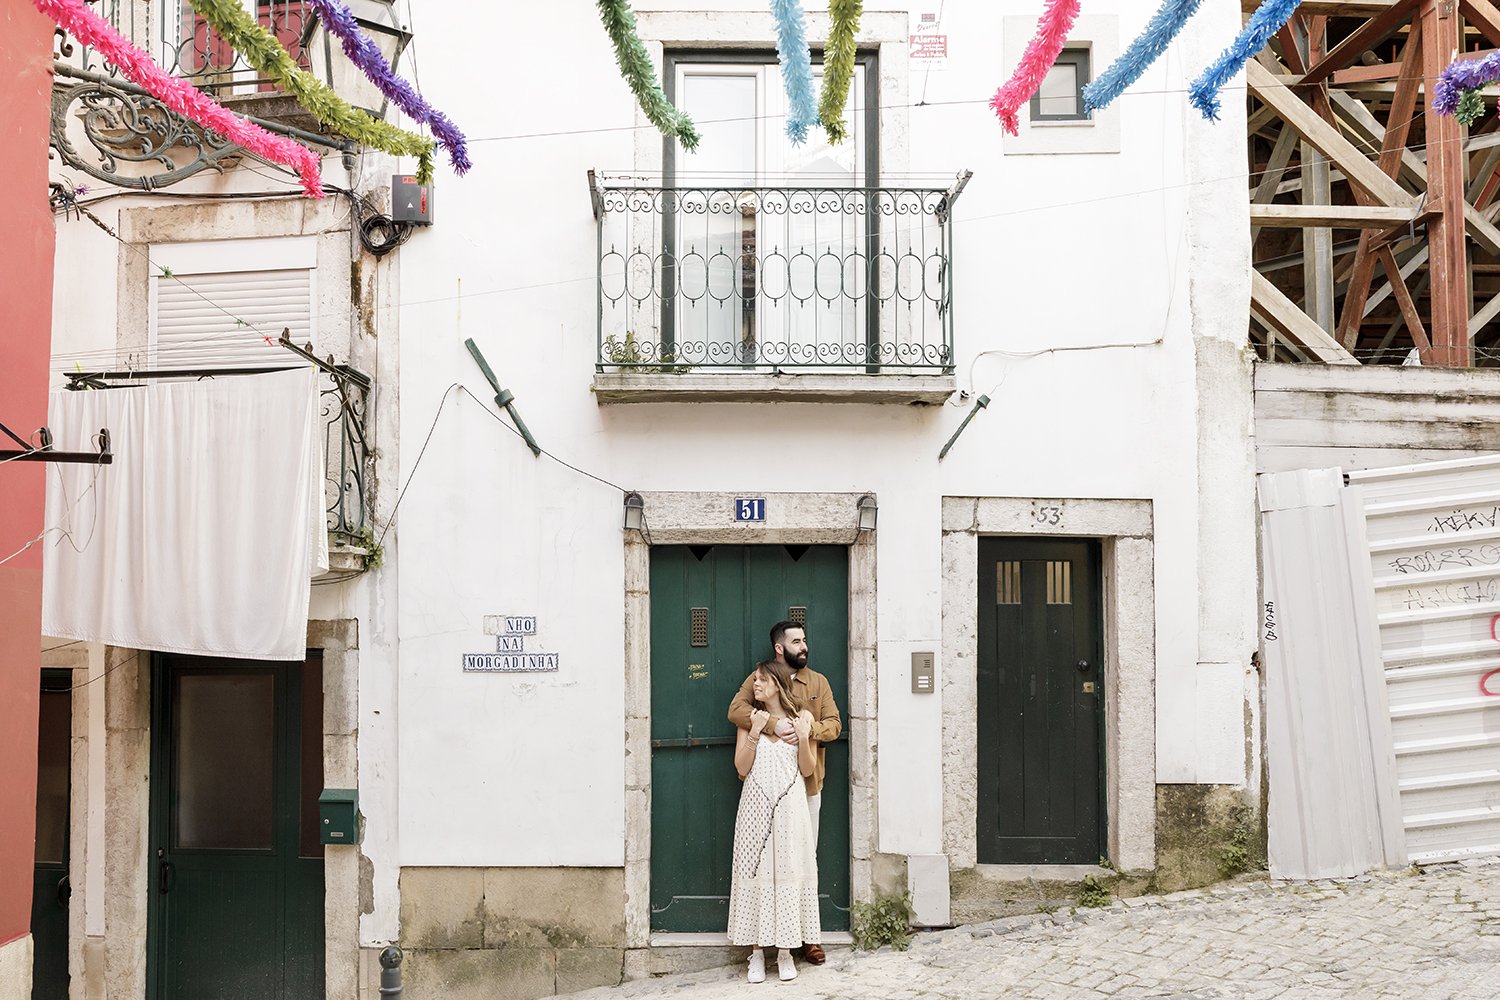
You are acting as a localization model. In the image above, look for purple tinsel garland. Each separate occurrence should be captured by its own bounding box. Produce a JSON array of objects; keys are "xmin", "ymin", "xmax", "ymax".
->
[
  {"xmin": 306, "ymin": 0, "xmax": 470, "ymax": 174},
  {"xmin": 1434, "ymin": 51, "xmax": 1500, "ymax": 118}
]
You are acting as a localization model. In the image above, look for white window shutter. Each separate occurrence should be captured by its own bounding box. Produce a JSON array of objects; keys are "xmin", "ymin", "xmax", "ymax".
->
[{"xmin": 148, "ymin": 237, "xmax": 318, "ymax": 370}]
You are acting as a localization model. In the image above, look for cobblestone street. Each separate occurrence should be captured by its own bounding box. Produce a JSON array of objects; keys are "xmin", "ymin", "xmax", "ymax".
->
[{"xmin": 566, "ymin": 861, "xmax": 1500, "ymax": 999}]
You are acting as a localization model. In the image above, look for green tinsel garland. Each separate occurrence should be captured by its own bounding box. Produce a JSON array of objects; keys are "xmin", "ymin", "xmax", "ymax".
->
[
  {"xmin": 1457, "ymin": 89, "xmax": 1488, "ymax": 128},
  {"xmin": 596, "ymin": 0, "xmax": 700, "ymax": 150},
  {"xmin": 188, "ymin": 0, "xmax": 434, "ymax": 181},
  {"xmin": 820, "ymin": 0, "xmax": 863, "ymax": 144}
]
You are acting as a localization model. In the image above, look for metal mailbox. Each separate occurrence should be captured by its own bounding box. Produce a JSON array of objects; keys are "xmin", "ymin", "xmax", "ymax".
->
[{"xmin": 318, "ymin": 788, "xmax": 360, "ymax": 845}]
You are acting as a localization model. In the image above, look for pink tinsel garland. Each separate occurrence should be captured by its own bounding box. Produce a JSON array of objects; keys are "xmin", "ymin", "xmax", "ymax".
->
[
  {"xmin": 34, "ymin": 0, "xmax": 323, "ymax": 197},
  {"xmin": 990, "ymin": 0, "xmax": 1083, "ymax": 136}
]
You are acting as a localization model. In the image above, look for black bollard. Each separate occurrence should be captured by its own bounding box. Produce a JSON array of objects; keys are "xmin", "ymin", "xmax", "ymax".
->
[{"xmin": 379, "ymin": 945, "xmax": 403, "ymax": 998}]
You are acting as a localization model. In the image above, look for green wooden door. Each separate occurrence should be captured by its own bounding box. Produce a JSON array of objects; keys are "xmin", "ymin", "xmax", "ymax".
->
[
  {"xmin": 650, "ymin": 544, "xmax": 849, "ymax": 933},
  {"xmin": 31, "ymin": 672, "xmax": 71, "ymax": 1000},
  {"xmin": 977, "ymin": 538, "xmax": 1103, "ymax": 864},
  {"xmin": 148, "ymin": 654, "xmax": 325, "ymax": 1000}
]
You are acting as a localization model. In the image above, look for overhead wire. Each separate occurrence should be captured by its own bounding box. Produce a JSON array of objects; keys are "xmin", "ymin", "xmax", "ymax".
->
[
  {"xmin": 40, "ymin": 60, "xmax": 1477, "ymax": 371},
  {"xmin": 0, "ymin": 458, "xmax": 106, "ymax": 566},
  {"xmin": 372, "ymin": 382, "xmax": 630, "ymax": 553},
  {"xmin": 65, "ymin": 650, "xmax": 141, "ymax": 692},
  {"xmin": 28, "ymin": 70, "xmax": 1489, "ymax": 554}
]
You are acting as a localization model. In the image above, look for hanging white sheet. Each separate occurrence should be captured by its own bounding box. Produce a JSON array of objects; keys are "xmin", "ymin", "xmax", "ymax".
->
[{"xmin": 42, "ymin": 368, "xmax": 326, "ymax": 660}]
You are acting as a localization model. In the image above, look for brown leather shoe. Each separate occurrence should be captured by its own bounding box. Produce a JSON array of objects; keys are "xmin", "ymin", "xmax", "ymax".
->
[{"xmin": 802, "ymin": 943, "xmax": 826, "ymax": 965}]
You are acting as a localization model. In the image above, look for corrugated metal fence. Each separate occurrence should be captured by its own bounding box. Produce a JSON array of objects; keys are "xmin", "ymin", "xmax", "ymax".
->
[
  {"xmin": 1350, "ymin": 456, "xmax": 1500, "ymax": 863},
  {"xmin": 1261, "ymin": 455, "xmax": 1500, "ymax": 876}
]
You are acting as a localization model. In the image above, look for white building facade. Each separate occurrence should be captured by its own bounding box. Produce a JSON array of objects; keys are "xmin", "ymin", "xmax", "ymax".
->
[{"xmin": 39, "ymin": 3, "xmax": 1262, "ymax": 998}]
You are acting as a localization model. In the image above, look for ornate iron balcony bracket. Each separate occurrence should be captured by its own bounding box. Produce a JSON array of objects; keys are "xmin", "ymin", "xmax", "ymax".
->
[{"xmin": 50, "ymin": 62, "xmax": 353, "ymax": 192}]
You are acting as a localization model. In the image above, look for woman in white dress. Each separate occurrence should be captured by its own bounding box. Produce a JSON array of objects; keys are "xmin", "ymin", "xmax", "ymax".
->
[{"xmin": 728, "ymin": 660, "xmax": 821, "ymax": 983}]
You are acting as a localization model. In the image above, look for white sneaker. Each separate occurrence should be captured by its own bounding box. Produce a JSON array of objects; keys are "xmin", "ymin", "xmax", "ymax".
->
[
  {"xmin": 747, "ymin": 949, "xmax": 766, "ymax": 984},
  {"xmin": 777, "ymin": 949, "xmax": 797, "ymax": 981}
]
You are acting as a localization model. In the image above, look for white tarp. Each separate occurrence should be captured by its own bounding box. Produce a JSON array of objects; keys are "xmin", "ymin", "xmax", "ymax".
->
[
  {"xmin": 42, "ymin": 368, "xmax": 326, "ymax": 660},
  {"xmin": 1259, "ymin": 468, "xmax": 1406, "ymax": 878}
]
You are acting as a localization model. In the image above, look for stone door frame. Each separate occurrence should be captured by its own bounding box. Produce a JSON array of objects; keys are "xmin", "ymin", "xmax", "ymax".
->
[
  {"xmin": 941, "ymin": 497, "xmax": 1157, "ymax": 873},
  {"xmin": 93, "ymin": 620, "xmax": 360, "ymax": 1000},
  {"xmin": 622, "ymin": 492, "xmax": 877, "ymax": 949}
]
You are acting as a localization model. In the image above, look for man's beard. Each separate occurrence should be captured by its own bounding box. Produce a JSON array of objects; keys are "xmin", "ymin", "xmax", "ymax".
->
[{"xmin": 786, "ymin": 649, "xmax": 808, "ymax": 669}]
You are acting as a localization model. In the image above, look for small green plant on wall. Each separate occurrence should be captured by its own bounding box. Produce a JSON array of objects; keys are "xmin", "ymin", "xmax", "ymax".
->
[
  {"xmin": 602, "ymin": 330, "xmax": 687, "ymax": 373},
  {"xmin": 1076, "ymin": 874, "xmax": 1112, "ymax": 909},
  {"xmin": 357, "ymin": 526, "xmax": 384, "ymax": 569},
  {"xmin": 1217, "ymin": 825, "xmax": 1263, "ymax": 879},
  {"xmin": 852, "ymin": 891, "xmax": 914, "ymax": 951}
]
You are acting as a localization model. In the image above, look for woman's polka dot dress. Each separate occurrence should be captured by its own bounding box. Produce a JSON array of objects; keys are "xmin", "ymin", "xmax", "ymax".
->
[{"xmin": 727, "ymin": 735, "xmax": 822, "ymax": 949}]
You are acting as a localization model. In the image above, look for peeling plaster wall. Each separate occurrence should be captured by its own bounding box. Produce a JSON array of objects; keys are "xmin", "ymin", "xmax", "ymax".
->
[{"xmin": 0, "ymin": 936, "xmax": 34, "ymax": 1000}]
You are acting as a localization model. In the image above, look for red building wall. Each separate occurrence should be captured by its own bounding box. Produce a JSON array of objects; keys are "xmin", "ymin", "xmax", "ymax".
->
[{"xmin": 0, "ymin": 0, "xmax": 56, "ymax": 951}]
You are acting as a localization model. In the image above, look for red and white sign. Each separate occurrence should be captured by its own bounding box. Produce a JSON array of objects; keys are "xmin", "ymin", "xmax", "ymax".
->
[
  {"xmin": 909, "ymin": 7, "xmax": 947, "ymax": 71},
  {"xmin": 910, "ymin": 33, "xmax": 948, "ymax": 62}
]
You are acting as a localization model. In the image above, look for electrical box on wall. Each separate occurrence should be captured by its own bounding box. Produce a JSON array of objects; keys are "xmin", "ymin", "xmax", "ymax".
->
[
  {"xmin": 318, "ymin": 788, "xmax": 360, "ymax": 844},
  {"xmin": 911, "ymin": 652, "xmax": 935, "ymax": 694},
  {"xmin": 392, "ymin": 175, "xmax": 433, "ymax": 225}
]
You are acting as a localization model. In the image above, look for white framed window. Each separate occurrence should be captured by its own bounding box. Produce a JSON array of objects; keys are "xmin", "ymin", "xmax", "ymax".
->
[
  {"xmin": 1031, "ymin": 47, "xmax": 1092, "ymax": 123},
  {"xmin": 147, "ymin": 236, "xmax": 317, "ymax": 369},
  {"xmin": 1003, "ymin": 15, "xmax": 1121, "ymax": 155},
  {"xmin": 663, "ymin": 54, "xmax": 871, "ymax": 368}
]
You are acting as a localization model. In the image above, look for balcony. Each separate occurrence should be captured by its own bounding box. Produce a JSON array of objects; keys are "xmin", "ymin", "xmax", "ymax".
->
[
  {"xmin": 58, "ymin": 1, "xmax": 313, "ymax": 95},
  {"xmin": 591, "ymin": 178, "xmax": 965, "ymax": 404},
  {"xmin": 50, "ymin": 2, "xmax": 352, "ymax": 190}
]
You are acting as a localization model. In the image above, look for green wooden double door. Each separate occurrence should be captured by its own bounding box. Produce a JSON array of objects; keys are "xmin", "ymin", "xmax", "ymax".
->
[
  {"xmin": 650, "ymin": 544, "xmax": 850, "ymax": 932},
  {"xmin": 147, "ymin": 654, "xmax": 325, "ymax": 1000}
]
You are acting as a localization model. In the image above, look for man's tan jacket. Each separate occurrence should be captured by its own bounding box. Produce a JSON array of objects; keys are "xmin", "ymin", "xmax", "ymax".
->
[{"xmin": 727, "ymin": 666, "xmax": 842, "ymax": 795}]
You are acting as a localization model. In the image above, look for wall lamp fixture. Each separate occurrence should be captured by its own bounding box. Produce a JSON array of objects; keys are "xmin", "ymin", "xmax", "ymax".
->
[{"xmin": 624, "ymin": 492, "xmax": 645, "ymax": 532}]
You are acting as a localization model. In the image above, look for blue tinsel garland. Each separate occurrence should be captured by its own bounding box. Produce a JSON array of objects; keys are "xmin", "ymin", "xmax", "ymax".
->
[
  {"xmin": 1189, "ymin": 0, "xmax": 1302, "ymax": 121},
  {"xmin": 771, "ymin": 0, "xmax": 819, "ymax": 143},
  {"xmin": 1083, "ymin": 0, "xmax": 1204, "ymax": 114}
]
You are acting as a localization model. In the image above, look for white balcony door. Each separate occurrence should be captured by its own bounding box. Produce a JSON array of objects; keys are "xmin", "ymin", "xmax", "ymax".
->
[{"xmin": 672, "ymin": 61, "xmax": 867, "ymax": 367}]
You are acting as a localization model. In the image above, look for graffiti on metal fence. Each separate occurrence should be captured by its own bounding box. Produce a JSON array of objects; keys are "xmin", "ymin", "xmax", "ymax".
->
[
  {"xmin": 1482, "ymin": 615, "xmax": 1500, "ymax": 698},
  {"xmin": 1426, "ymin": 506, "xmax": 1500, "ymax": 534},
  {"xmin": 1401, "ymin": 578, "xmax": 1500, "ymax": 609},
  {"xmin": 1388, "ymin": 545, "xmax": 1500, "ymax": 576}
]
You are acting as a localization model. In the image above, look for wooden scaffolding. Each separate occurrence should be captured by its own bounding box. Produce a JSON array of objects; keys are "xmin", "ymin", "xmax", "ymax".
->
[{"xmin": 1247, "ymin": 0, "xmax": 1500, "ymax": 367}]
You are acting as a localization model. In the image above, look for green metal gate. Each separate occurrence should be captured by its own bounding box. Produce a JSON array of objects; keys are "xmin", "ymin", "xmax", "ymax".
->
[{"xmin": 649, "ymin": 544, "xmax": 850, "ymax": 932}]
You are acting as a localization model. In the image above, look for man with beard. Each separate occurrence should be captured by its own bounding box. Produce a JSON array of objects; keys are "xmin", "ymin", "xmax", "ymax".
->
[{"xmin": 727, "ymin": 620, "xmax": 841, "ymax": 966}]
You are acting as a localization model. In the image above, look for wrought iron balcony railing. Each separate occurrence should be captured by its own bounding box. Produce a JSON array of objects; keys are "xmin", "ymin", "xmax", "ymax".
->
[
  {"xmin": 594, "ymin": 182, "xmax": 960, "ymax": 374},
  {"xmin": 57, "ymin": 1, "xmax": 313, "ymax": 92},
  {"xmin": 318, "ymin": 364, "xmax": 369, "ymax": 544}
]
